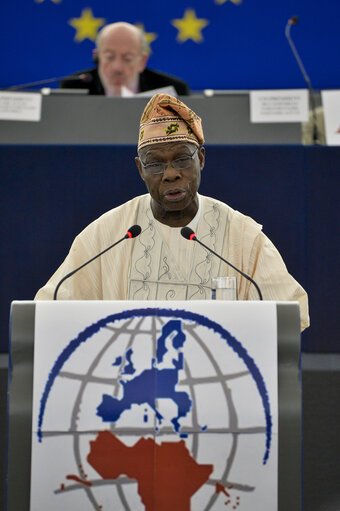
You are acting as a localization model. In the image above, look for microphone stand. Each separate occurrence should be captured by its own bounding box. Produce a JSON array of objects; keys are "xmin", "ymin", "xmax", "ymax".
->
[
  {"xmin": 53, "ymin": 225, "xmax": 141, "ymax": 300},
  {"xmin": 194, "ymin": 238, "xmax": 263, "ymax": 301},
  {"xmin": 181, "ymin": 227, "xmax": 263, "ymax": 300},
  {"xmin": 285, "ymin": 18, "xmax": 320, "ymax": 145},
  {"xmin": 2, "ymin": 73, "xmax": 92, "ymax": 92}
]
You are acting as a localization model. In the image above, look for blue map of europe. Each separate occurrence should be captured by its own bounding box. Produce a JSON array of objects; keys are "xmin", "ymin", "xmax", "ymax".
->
[{"xmin": 96, "ymin": 319, "xmax": 193, "ymax": 435}]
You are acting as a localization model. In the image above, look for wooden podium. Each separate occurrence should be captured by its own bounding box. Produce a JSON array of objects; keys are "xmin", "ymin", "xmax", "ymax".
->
[{"xmin": 7, "ymin": 300, "xmax": 302, "ymax": 511}]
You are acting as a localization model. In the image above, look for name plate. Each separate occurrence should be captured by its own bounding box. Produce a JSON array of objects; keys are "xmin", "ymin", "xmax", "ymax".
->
[
  {"xmin": 250, "ymin": 89, "xmax": 308, "ymax": 123},
  {"xmin": 0, "ymin": 91, "xmax": 42, "ymax": 121}
]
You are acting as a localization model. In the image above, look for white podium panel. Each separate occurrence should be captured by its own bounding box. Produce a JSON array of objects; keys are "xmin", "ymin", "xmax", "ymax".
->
[{"xmin": 7, "ymin": 301, "xmax": 302, "ymax": 511}]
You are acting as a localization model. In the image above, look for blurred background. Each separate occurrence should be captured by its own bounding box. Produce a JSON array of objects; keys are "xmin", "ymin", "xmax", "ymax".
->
[{"xmin": 1, "ymin": 0, "xmax": 339, "ymax": 91}]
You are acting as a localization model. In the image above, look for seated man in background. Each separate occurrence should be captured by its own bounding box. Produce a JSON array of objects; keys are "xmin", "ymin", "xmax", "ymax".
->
[
  {"xmin": 61, "ymin": 22, "xmax": 190, "ymax": 96},
  {"xmin": 35, "ymin": 93, "xmax": 309, "ymax": 331}
]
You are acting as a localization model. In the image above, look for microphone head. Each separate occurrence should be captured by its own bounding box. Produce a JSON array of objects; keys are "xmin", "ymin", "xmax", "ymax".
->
[
  {"xmin": 181, "ymin": 226, "xmax": 196, "ymax": 241},
  {"xmin": 289, "ymin": 15, "xmax": 299, "ymax": 25},
  {"xmin": 67, "ymin": 73, "xmax": 93, "ymax": 83},
  {"xmin": 126, "ymin": 224, "xmax": 142, "ymax": 239},
  {"xmin": 79, "ymin": 73, "xmax": 93, "ymax": 83}
]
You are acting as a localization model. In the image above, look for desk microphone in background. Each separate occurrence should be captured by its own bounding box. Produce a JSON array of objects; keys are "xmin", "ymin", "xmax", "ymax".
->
[
  {"xmin": 2, "ymin": 72, "xmax": 93, "ymax": 92},
  {"xmin": 181, "ymin": 227, "xmax": 263, "ymax": 300},
  {"xmin": 53, "ymin": 224, "xmax": 142, "ymax": 300},
  {"xmin": 285, "ymin": 15, "xmax": 320, "ymax": 145}
]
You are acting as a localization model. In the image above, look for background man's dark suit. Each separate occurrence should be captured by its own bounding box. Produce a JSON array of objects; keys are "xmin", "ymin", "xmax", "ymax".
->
[{"xmin": 60, "ymin": 66, "xmax": 190, "ymax": 95}]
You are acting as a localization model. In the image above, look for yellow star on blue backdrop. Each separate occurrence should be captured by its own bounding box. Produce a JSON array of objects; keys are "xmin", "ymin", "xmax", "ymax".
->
[
  {"xmin": 172, "ymin": 9, "xmax": 209, "ymax": 43},
  {"xmin": 216, "ymin": 0, "xmax": 242, "ymax": 4},
  {"xmin": 69, "ymin": 8, "xmax": 106, "ymax": 42}
]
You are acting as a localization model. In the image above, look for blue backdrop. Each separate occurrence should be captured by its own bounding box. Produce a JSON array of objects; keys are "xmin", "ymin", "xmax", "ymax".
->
[{"xmin": 1, "ymin": 0, "xmax": 339, "ymax": 91}]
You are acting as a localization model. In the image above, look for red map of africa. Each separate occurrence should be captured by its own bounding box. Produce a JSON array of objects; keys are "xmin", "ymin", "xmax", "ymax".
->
[{"xmin": 87, "ymin": 431, "xmax": 213, "ymax": 511}]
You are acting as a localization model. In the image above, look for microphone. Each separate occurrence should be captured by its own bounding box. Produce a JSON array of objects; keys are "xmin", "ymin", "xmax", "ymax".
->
[
  {"xmin": 285, "ymin": 15, "xmax": 319, "ymax": 144},
  {"xmin": 53, "ymin": 224, "xmax": 142, "ymax": 300},
  {"xmin": 2, "ymin": 73, "xmax": 93, "ymax": 92},
  {"xmin": 181, "ymin": 226, "xmax": 263, "ymax": 300}
]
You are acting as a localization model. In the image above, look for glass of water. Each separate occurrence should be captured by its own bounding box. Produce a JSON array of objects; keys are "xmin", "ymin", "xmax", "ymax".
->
[{"xmin": 211, "ymin": 276, "xmax": 238, "ymax": 301}]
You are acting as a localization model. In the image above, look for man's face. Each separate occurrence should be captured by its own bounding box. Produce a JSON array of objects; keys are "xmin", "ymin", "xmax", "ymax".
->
[
  {"xmin": 97, "ymin": 27, "xmax": 147, "ymax": 94},
  {"xmin": 135, "ymin": 142, "xmax": 205, "ymax": 226}
]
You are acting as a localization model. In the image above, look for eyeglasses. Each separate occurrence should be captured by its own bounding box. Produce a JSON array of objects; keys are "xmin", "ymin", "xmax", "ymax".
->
[
  {"xmin": 100, "ymin": 52, "xmax": 142, "ymax": 65},
  {"xmin": 139, "ymin": 146, "xmax": 199, "ymax": 175}
]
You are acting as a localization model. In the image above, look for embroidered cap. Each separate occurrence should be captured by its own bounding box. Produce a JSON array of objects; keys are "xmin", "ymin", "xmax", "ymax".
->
[{"xmin": 138, "ymin": 93, "xmax": 204, "ymax": 151}]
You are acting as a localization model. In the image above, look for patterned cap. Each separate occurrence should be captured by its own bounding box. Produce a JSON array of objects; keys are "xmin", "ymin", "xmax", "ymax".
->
[{"xmin": 138, "ymin": 94, "xmax": 204, "ymax": 151}]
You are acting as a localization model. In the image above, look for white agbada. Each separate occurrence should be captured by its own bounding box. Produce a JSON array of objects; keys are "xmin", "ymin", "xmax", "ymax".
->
[{"xmin": 35, "ymin": 194, "xmax": 309, "ymax": 330}]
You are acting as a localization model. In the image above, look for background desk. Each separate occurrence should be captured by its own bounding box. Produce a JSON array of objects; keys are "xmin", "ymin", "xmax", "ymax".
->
[{"xmin": 0, "ymin": 94, "xmax": 302, "ymax": 145}]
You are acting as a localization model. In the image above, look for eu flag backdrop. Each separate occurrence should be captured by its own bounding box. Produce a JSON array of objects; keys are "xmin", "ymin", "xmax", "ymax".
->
[{"xmin": 0, "ymin": 0, "xmax": 339, "ymax": 91}]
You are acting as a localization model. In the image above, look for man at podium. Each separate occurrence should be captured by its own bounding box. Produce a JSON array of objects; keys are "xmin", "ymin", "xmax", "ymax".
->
[{"xmin": 35, "ymin": 94, "xmax": 309, "ymax": 331}]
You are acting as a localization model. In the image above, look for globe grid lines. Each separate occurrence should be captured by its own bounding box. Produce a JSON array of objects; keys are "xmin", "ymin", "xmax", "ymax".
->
[
  {"xmin": 69, "ymin": 316, "xmax": 140, "ymax": 510},
  {"xmin": 48, "ymin": 316, "xmax": 263, "ymax": 509},
  {"xmin": 43, "ymin": 425, "xmax": 266, "ymax": 438},
  {"xmin": 54, "ymin": 474, "xmax": 255, "ymax": 496},
  {"xmin": 183, "ymin": 322, "xmax": 242, "ymax": 510},
  {"xmin": 58, "ymin": 370, "xmax": 250, "ymax": 386},
  {"xmin": 68, "ymin": 316, "xmax": 156, "ymax": 511}
]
